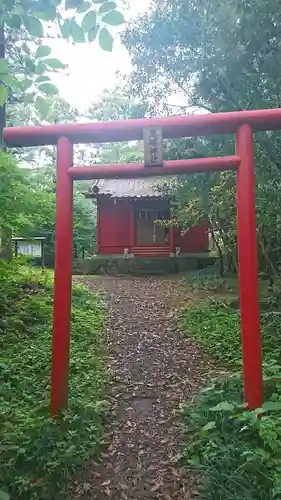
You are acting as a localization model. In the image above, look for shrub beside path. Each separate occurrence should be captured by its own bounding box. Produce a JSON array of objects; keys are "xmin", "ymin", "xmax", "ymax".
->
[{"xmin": 71, "ymin": 276, "xmax": 211, "ymax": 500}]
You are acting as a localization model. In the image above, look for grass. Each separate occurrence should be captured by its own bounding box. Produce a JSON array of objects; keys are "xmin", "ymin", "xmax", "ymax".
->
[
  {"xmin": 180, "ymin": 271, "xmax": 281, "ymax": 500},
  {"xmin": 0, "ymin": 260, "xmax": 107, "ymax": 500},
  {"xmin": 181, "ymin": 271, "xmax": 281, "ymax": 366}
]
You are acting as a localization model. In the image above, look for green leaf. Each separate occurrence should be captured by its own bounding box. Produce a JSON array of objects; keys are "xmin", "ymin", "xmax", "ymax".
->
[
  {"xmin": 24, "ymin": 93, "xmax": 34, "ymax": 104},
  {"xmin": 70, "ymin": 20, "xmax": 85, "ymax": 43},
  {"xmin": 23, "ymin": 16, "xmax": 44, "ymax": 37},
  {"xmin": 35, "ymin": 45, "xmax": 52, "ymax": 58},
  {"xmin": 35, "ymin": 75, "xmax": 51, "ymax": 84},
  {"xmin": 39, "ymin": 83, "xmax": 59, "ymax": 96},
  {"xmin": 44, "ymin": 58, "xmax": 66, "ymax": 69},
  {"xmin": 20, "ymin": 78, "xmax": 33, "ymax": 91},
  {"xmin": 9, "ymin": 15, "xmax": 21, "ymax": 29},
  {"xmin": 77, "ymin": 1, "xmax": 91, "ymax": 13},
  {"xmin": 60, "ymin": 19, "xmax": 71, "ymax": 38},
  {"xmin": 11, "ymin": 5, "xmax": 25, "ymax": 15},
  {"xmin": 0, "ymin": 59, "xmax": 8, "ymax": 74},
  {"xmin": 99, "ymin": 2, "xmax": 116, "ymax": 14},
  {"xmin": 35, "ymin": 7, "xmax": 56, "ymax": 21},
  {"xmin": 0, "ymin": 491, "xmax": 9, "ymax": 500},
  {"xmin": 262, "ymin": 401, "xmax": 281, "ymax": 412},
  {"xmin": 98, "ymin": 27, "xmax": 113, "ymax": 52},
  {"xmin": 88, "ymin": 24, "xmax": 99, "ymax": 42},
  {"xmin": 35, "ymin": 62, "xmax": 46, "ymax": 74},
  {"xmin": 0, "ymin": 84, "xmax": 8, "ymax": 106},
  {"xmin": 102, "ymin": 9, "xmax": 124, "ymax": 26},
  {"xmin": 65, "ymin": 0, "xmax": 84, "ymax": 9},
  {"xmin": 82, "ymin": 10, "xmax": 97, "ymax": 33},
  {"xmin": 1, "ymin": 74, "xmax": 18, "ymax": 89},
  {"xmin": 202, "ymin": 421, "xmax": 216, "ymax": 431},
  {"xmin": 35, "ymin": 96, "xmax": 50, "ymax": 118},
  {"xmin": 210, "ymin": 401, "xmax": 235, "ymax": 412}
]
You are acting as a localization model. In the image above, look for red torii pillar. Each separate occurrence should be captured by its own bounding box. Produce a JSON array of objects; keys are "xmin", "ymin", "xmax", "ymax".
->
[
  {"xmin": 236, "ymin": 125, "xmax": 263, "ymax": 409},
  {"xmin": 51, "ymin": 137, "xmax": 73, "ymax": 414}
]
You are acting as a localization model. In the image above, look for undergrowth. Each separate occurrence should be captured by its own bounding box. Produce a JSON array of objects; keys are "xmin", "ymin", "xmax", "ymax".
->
[
  {"xmin": 0, "ymin": 260, "xmax": 106, "ymax": 500},
  {"xmin": 181, "ymin": 271, "xmax": 281, "ymax": 500},
  {"xmin": 182, "ymin": 367, "xmax": 281, "ymax": 499},
  {"xmin": 181, "ymin": 272, "xmax": 281, "ymax": 366}
]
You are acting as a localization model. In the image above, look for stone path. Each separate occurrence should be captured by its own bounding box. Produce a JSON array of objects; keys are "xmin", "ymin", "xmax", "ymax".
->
[{"xmin": 71, "ymin": 277, "xmax": 209, "ymax": 500}]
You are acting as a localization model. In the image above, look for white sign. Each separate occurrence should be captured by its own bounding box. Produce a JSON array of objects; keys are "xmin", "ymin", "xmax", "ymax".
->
[{"xmin": 17, "ymin": 241, "xmax": 42, "ymax": 258}]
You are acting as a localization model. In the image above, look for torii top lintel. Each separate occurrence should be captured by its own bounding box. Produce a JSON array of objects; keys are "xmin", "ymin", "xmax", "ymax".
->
[{"xmin": 3, "ymin": 108, "xmax": 281, "ymax": 148}]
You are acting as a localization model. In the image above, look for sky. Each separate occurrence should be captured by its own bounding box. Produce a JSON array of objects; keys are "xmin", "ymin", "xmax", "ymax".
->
[{"xmin": 49, "ymin": 1, "xmax": 151, "ymax": 111}]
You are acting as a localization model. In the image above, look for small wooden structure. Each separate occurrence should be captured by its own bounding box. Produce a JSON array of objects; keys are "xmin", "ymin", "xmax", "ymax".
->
[
  {"xmin": 12, "ymin": 236, "xmax": 45, "ymax": 265},
  {"xmin": 87, "ymin": 177, "xmax": 209, "ymax": 258}
]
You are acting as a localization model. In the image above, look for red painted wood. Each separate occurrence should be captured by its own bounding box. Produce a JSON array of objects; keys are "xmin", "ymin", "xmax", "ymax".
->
[
  {"xmin": 133, "ymin": 245, "xmax": 170, "ymax": 257},
  {"xmin": 99, "ymin": 246, "xmax": 127, "ymax": 254},
  {"xmin": 96, "ymin": 199, "xmax": 100, "ymax": 254},
  {"xmin": 98, "ymin": 198, "xmax": 208, "ymax": 256},
  {"xmin": 4, "ymin": 107, "xmax": 281, "ymax": 147},
  {"xmin": 50, "ymin": 137, "xmax": 73, "ymax": 417},
  {"xmin": 4, "ymin": 106, "xmax": 267, "ymax": 412},
  {"xmin": 68, "ymin": 156, "xmax": 240, "ymax": 180},
  {"xmin": 99, "ymin": 198, "xmax": 130, "ymax": 252},
  {"xmin": 129, "ymin": 201, "xmax": 135, "ymax": 252},
  {"xmin": 236, "ymin": 125, "xmax": 263, "ymax": 409},
  {"xmin": 175, "ymin": 225, "xmax": 209, "ymax": 253}
]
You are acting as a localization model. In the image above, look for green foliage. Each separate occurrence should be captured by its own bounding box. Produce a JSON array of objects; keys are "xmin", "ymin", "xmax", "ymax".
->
[
  {"xmin": 182, "ymin": 303, "xmax": 242, "ymax": 365},
  {"xmin": 98, "ymin": 27, "xmax": 113, "ymax": 51},
  {"xmin": 181, "ymin": 295, "xmax": 281, "ymax": 367},
  {"xmin": 0, "ymin": 261, "xmax": 106, "ymax": 499},
  {"xmin": 0, "ymin": 152, "xmax": 53, "ymax": 235},
  {"xmin": 180, "ymin": 273, "xmax": 281, "ymax": 499},
  {"xmin": 182, "ymin": 368, "xmax": 281, "ymax": 499},
  {"xmin": 0, "ymin": 0, "xmax": 125, "ymax": 110},
  {"xmin": 122, "ymin": 0, "xmax": 281, "ymax": 281},
  {"xmin": 0, "ymin": 138, "xmax": 96, "ymax": 263}
]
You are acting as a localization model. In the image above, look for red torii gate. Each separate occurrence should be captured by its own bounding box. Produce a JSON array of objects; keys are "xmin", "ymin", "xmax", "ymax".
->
[{"xmin": 5, "ymin": 108, "xmax": 281, "ymax": 416}]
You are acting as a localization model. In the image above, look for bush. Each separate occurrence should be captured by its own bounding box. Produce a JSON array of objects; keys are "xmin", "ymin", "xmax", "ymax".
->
[
  {"xmin": 181, "ymin": 273, "xmax": 281, "ymax": 500},
  {"xmin": 182, "ymin": 367, "xmax": 281, "ymax": 500},
  {"xmin": 0, "ymin": 262, "xmax": 106, "ymax": 500},
  {"xmin": 181, "ymin": 300, "xmax": 281, "ymax": 366}
]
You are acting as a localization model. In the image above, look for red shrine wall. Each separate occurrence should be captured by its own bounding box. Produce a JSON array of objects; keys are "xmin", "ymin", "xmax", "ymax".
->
[
  {"xmin": 97, "ymin": 197, "xmax": 209, "ymax": 255},
  {"xmin": 175, "ymin": 225, "xmax": 209, "ymax": 253},
  {"xmin": 97, "ymin": 198, "xmax": 130, "ymax": 254}
]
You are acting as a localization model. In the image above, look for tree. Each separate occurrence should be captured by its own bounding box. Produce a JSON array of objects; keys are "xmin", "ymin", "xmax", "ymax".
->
[
  {"xmin": 81, "ymin": 86, "xmax": 146, "ymax": 164},
  {"xmin": 121, "ymin": 0, "xmax": 281, "ymax": 279},
  {"xmin": 0, "ymin": 0, "xmax": 125, "ymax": 127}
]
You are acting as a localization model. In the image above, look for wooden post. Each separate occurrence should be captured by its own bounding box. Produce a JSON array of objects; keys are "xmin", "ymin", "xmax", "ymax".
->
[
  {"xmin": 50, "ymin": 137, "xmax": 73, "ymax": 416},
  {"xmin": 169, "ymin": 204, "xmax": 175, "ymax": 255},
  {"xmin": 96, "ymin": 199, "xmax": 100, "ymax": 254},
  {"xmin": 236, "ymin": 124, "xmax": 263, "ymax": 409},
  {"xmin": 129, "ymin": 200, "xmax": 135, "ymax": 253},
  {"xmin": 169, "ymin": 227, "xmax": 175, "ymax": 255}
]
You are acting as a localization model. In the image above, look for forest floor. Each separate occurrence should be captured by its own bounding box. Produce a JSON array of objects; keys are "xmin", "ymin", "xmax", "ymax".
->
[{"xmin": 70, "ymin": 276, "xmax": 213, "ymax": 500}]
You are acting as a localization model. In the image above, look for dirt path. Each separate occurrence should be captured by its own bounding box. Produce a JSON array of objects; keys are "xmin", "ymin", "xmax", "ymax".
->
[{"xmin": 71, "ymin": 277, "xmax": 209, "ymax": 500}]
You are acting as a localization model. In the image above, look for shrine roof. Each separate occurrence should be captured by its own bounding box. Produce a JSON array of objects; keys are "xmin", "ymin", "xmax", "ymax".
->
[{"xmin": 87, "ymin": 177, "xmax": 178, "ymax": 199}]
